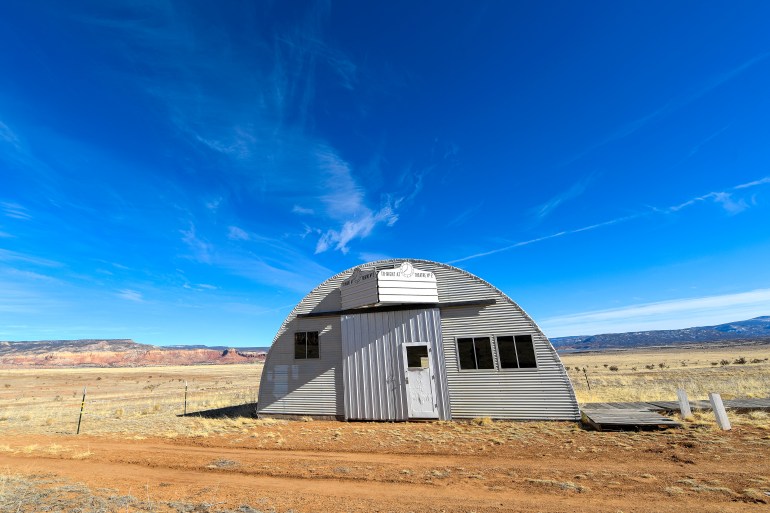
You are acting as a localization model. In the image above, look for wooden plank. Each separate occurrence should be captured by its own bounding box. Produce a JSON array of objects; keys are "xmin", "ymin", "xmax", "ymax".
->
[
  {"xmin": 677, "ymin": 389, "xmax": 692, "ymax": 419},
  {"xmin": 710, "ymin": 393, "xmax": 731, "ymax": 430}
]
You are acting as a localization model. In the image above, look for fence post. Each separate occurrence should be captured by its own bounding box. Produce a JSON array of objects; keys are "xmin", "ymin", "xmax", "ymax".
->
[
  {"xmin": 709, "ymin": 392, "xmax": 731, "ymax": 430},
  {"xmin": 76, "ymin": 386, "xmax": 87, "ymax": 435},
  {"xmin": 582, "ymin": 367, "xmax": 591, "ymax": 391},
  {"xmin": 184, "ymin": 381, "xmax": 188, "ymax": 417},
  {"xmin": 676, "ymin": 388, "xmax": 692, "ymax": 419}
]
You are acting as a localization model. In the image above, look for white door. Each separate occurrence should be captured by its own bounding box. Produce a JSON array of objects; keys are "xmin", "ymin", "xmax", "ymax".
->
[{"xmin": 402, "ymin": 343, "xmax": 439, "ymax": 419}]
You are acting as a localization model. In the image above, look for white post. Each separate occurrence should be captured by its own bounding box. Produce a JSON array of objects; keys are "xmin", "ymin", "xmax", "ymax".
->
[
  {"xmin": 708, "ymin": 393, "xmax": 731, "ymax": 430},
  {"xmin": 676, "ymin": 388, "xmax": 692, "ymax": 419}
]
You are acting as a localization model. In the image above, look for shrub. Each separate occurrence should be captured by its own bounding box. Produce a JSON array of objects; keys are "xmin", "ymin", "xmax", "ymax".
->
[
  {"xmin": 720, "ymin": 359, "xmax": 730, "ymax": 366},
  {"xmin": 733, "ymin": 357, "xmax": 747, "ymax": 365},
  {"xmin": 645, "ymin": 364, "xmax": 655, "ymax": 370},
  {"xmin": 609, "ymin": 366, "xmax": 619, "ymax": 372}
]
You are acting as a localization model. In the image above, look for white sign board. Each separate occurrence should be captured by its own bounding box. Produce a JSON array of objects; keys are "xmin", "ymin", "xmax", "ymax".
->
[
  {"xmin": 340, "ymin": 262, "xmax": 439, "ymax": 308},
  {"xmin": 377, "ymin": 262, "xmax": 438, "ymax": 304}
]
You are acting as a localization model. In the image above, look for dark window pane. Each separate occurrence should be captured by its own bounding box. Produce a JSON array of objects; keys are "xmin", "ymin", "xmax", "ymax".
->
[
  {"xmin": 294, "ymin": 332, "xmax": 306, "ymax": 359},
  {"xmin": 457, "ymin": 338, "xmax": 476, "ymax": 370},
  {"xmin": 474, "ymin": 337, "xmax": 494, "ymax": 369},
  {"xmin": 306, "ymin": 331, "xmax": 319, "ymax": 359},
  {"xmin": 406, "ymin": 345, "xmax": 429, "ymax": 368},
  {"xmin": 515, "ymin": 335, "xmax": 537, "ymax": 368},
  {"xmin": 497, "ymin": 335, "xmax": 519, "ymax": 368}
]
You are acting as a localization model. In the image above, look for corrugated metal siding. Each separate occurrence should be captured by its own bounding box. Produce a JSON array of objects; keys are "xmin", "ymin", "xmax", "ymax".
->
[
  {"xmin": 340, "ymin": 268, "xmax": 379, "ymax": 309},
  {"xmin": 257, "ymin": 315, "xmax": 344, "ymax": 416},
  {"xmin": 341, "ymin": 308, "xmax": 449, "ymax": 421},
  {"xmin": 258, "ymin": 259, "xmax": 579, "ymax": 421}
]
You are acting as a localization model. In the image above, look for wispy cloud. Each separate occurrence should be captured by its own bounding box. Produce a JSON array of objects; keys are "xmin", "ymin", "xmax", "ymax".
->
[
  {"xmin": 180, "ymin": 223, "xmax": 213, "ymax": 263},
  {"xmin": 662, "ymin": 175, "xmax": 770, "ymax": 215},
  {"xmin": 562, "ymin": 52, "xmax": 770, "ymax": 166},
  {"xmin": 205, "ymin": 196, "xmax": 223, "ymax": 212},
  {"xmin": 735, "ymin": 176, "xmax": 770, "ymax": 189},
  {"xmin": 227, "ymin": 226, "xmax": 250, "ymax": 241},
  {"xmin": 116, "ymin": 289, "xmax": 143, "ymax": 302},
  {"xmin": 686, "ymin": 124, "xmax": 732, "ymax": 159},
  {"xmin": 0, "ymin": 201, "xmax": 32, "ymax": 220},
  {"xmin": 359, "ymin": 252, "xmax": 392, "ymax": 263},
  {"xmin": 313, "ymin": 147, "xmax": 399, "ymax": 254},
  {"xmin": 179, "ymin": 220, "xmax": 333, "ymax": 294},
  {"xmin": 0, "ymin": 279, "xmax": 66, "ymax": 314},
  {"xmin": 71, "ymin": 2, "xmax": 397, "ymax": 257},
  {"xmin": 447, "ymin": 201, "xmax": 484, "ymax": 228},
  {"xmin": 292, "ymin": 205, "xmax": 314, "ymax": 215},
  {"xmin": 531, "ymin": 173, "xmax": 596, "ymax": 221},
  {"xmin": 541, "ymin": 288, "xmax": 770, "ymax": 337},
  {"xmin": 0, "ymin": 120, "xmax": 22, "ymax": 150},
  {"xmin": 448, "ymin": 213, "xmax": 641, "ymax": 264},
  {"xmin": 0, "ymin": 249, "xmax": 63, "ymax": 268},
  {"xmin": 450, "ymin": 175, "xmax": 770, "ymax": 264}
]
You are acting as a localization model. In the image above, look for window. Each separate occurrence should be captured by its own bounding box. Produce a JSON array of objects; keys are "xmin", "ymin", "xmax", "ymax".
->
[
  {"xmin": 406, "ymin": 345, "xmax": 429, "ymax": 369},
  {"xmin": 496, "ymin": 334, "xmax": 537, "ymax": 368},
  {"xmin": 457, "ymin": 337, "xmax": 494, "ymax": 370},
  {"xmin": 294, "ymin": 331, "xmax": 319, "ymax": 359}
]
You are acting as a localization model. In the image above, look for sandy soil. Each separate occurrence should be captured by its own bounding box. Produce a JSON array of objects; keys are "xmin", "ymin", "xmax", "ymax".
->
[{"xmin": 2, "ymin": 418, "xmax": 769, "ymax": 512}]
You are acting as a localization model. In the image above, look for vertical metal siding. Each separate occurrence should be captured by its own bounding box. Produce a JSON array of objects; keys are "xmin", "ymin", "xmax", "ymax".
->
[
  {"xmin": 341, "ymin": 308, "xmax": 449, "ymax": 421},
  {"xmin": 258, "ymin": 259, "xmax": 578, "ymax": 421}
]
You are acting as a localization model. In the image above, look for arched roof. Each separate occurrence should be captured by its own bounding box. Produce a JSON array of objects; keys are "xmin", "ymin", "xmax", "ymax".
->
[{"xmin": 271, "ymin": 258, "xmax": 549, "ymax": 345}]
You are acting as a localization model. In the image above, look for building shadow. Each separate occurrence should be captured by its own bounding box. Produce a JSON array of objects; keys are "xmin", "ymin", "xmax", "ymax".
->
[{"xmin": 178, "ymin": 402, "xmax": 258, "ymax": 419}]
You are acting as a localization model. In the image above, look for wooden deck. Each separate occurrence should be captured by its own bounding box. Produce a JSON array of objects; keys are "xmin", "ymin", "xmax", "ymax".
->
[
  {"xmin": 580, "ymin": 397, "xmax": 770, "ymax": 431},
  {"xmin": 581, "ymin": 406, "xmax": 681, "ymax": 431}
]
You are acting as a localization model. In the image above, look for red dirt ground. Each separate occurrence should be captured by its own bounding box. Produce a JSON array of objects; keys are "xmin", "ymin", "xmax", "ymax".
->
[{"xmin": 1, "ymin": 419, "xmax": 768, "ymax": 512}]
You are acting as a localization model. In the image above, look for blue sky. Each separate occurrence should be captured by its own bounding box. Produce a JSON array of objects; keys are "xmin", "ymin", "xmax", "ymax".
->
[{"xmin": 1, "ymin": 1, "xmax": 770, "ymax": 346}]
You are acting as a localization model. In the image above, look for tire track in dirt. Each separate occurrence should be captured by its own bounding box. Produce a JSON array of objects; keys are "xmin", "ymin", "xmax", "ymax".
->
[{"xmin": 0, "ymin": 434, "xmax": 761, "ymax": 512}]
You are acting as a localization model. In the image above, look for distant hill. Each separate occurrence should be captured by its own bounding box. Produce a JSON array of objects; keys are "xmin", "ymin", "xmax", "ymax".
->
[
  {"xmin": 552, "ymin": 316, "xmax": 770, "ymax": 351},
  {"xmin": 0, "ymin": 339, "xmax": 270, "ymax": 368}
]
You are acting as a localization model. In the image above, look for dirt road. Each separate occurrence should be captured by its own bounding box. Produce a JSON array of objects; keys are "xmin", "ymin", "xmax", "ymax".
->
[{"xmin": 1, "ymin": 419, "xmax": 768, "ymax": 512}]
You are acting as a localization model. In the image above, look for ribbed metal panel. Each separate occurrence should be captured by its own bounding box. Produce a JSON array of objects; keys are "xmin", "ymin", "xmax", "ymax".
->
[
  {"xmin": 258, "ymin": 259, "xmax": 579, "ymax": 421},
  {"xmin": 341, "ymin": 308, "xmax": 449, "ymax": 421}
]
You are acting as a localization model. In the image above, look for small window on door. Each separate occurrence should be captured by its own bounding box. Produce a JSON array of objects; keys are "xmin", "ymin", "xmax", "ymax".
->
[
  {"xmin": 496, "ymin": 334, "xmax": 537, "ymax": 368},
  {"xmin": 406, "ymin": 345, "xmax": 429, "ymax": 369},
  {"xmin": 456, "ymin": 337, "xmax": 494, "ymax": 370}
]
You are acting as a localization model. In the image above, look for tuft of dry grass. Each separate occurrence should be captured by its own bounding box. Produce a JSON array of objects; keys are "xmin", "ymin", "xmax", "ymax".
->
[
  {"xmin": 471, "ymin": 417, "xmax": 493, "ymax": 426},
  {"xmin": 525, "ymin": 478, "xmax": 589, "ymax": 493}
]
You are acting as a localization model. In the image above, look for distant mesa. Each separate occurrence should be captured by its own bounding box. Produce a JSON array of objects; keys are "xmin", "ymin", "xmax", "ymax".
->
[
  {"xmin": 552, "ymin": 316, "xmax": 770, "ymax": 352},
  {"xmin": 0, "ymin": 339, "xmax": 269, "ymax": 368}
]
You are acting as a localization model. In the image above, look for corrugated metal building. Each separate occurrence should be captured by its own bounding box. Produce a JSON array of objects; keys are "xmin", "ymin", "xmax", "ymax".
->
[{"xmin": 257, "ymin": 259, "xmax": 580, "ymax": 421}]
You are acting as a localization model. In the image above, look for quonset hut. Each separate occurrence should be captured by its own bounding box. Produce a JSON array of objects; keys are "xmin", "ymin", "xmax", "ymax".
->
[{"xmin": 257, "ymin": 259, "xmax": 579, "ymax": 421}]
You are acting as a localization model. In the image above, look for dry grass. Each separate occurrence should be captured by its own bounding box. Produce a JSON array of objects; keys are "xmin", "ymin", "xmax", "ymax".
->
[
  {"xmin": 0, "ymin": 471, "xmax": 269, "ymax": 512},
  {"xmin": 561, "ymin": 344, "xmax": 770, "ymax": 403},
  {"xmin": 0, "ymin": 345, "xmax": 767, "ymax": 439},
  {"xmin": 0, "ymin": 364, "xmax": 262, "ymax": 437}
]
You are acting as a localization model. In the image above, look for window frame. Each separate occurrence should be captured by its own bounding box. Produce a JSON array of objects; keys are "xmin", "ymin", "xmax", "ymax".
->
[
  {"xmin": 294, "ymin": 330, "xmax": 320, "ymax": 360},
  {"xmin": 494, "ymin": 333, "xmax": 538, "ymax": 370},
  {"xmin": 455, "ymin": 335, "xmax": 496, "ymax": 371}
]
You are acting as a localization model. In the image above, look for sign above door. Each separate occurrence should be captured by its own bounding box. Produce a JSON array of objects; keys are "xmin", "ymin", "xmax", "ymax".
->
[{"xmin": 341, "ymin": 262, "xmax": 439, "ymax": 309}]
